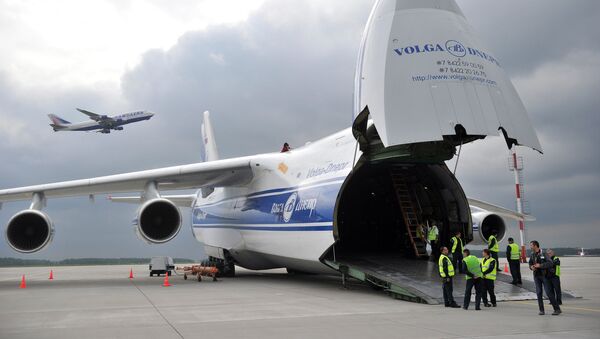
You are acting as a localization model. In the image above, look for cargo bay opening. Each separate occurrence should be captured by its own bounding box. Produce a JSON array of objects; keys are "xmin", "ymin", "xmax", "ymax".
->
[
  {"xmin": 331, "ymin": 162, "xmax": 471, "ymax": 259},
  {"xmin": 321, "ymin": 161, "xmax": 473, "ymax": 303}
]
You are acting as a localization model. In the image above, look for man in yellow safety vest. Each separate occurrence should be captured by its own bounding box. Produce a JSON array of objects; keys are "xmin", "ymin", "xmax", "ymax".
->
[
  {"xmin": 461, "ymin": 248, "xmax": 483, "ymax": 310},
  {"xmin": 546, "ymin": 249, "xmax": 562, "ymax": 305},
  {"xmin": 481, "ymin": 249, "xmax": 497, "ymax": 307},
  {"xmin": 451, "ymin": 231, "xmax": 465, "ymax": 274},
  {"xmin": 506, "ymin": 238, "xmax": 522, "ymax": 285},
  {"xmin": 438, "ymin": 246, "xmax": 460, "ymax": 308},
  {"xmin": 487, "ymin": 231, "xmax": 499, "ymax": 262},
  {"xmin": 428, "ymin": 223, "xmax": 440, "ymax": 261}
]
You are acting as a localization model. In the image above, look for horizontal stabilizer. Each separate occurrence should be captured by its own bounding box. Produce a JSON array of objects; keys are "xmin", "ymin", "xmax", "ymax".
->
[{"xmin": 468, "ymin": 198, "xmax": 535, "ymax": 221}]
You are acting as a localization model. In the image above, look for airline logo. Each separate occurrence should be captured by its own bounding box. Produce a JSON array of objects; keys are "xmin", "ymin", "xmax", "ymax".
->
[
  {"xmin": 282, "ymin": 192, "xmax": 298, "ymax": 222},
  {"xmin": 271, "ymin": 192, "xmax": 319, "ymax": 223},
  {"xmin": 393, "ymin": 40, "xmax": 500, "ymax": 66}
]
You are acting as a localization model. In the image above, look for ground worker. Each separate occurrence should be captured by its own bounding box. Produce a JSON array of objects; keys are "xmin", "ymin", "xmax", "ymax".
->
[
  {"xmin": 529, "ymin": 240, "xmax": 561, "ymax": 315},
  {"xmin": 428, "ymin": 223, "xmax": 439, "ymax": 261},
  {"xmin": 506, "ymin": 237, "xmax": 522, "ymax": 285},
  {"xmin": 438, "ymin": 246, "xmax": 460, "ymax": 308},
  {"xmin": 487, "ymin": 231, "xmax": 499, "ymax": 262},
  {"xmin": 461, "ymin": 248, "xmax": 483, "ymax": 310},
  {"xmin": 546, "ymin": 249, "xmax": 562, "ymax": 305},
  {"xmin": 416, "ymin": 223, "xmax": 426, "ymax": 243},
  {"xmin": 451, "ymin": 231, "xmax": 464, "ymax": 274},
  {"xmin": 481, "ymin": 249, "xmax": 497, "ymax": 307}
]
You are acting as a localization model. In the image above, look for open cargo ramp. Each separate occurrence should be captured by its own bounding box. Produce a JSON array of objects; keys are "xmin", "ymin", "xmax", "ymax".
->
[{"xmin": 323, "ymin": 254, "xmax": 577, "ymax": 304}]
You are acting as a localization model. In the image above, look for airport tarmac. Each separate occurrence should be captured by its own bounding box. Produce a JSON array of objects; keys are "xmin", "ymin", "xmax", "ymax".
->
[{"xmin": 0, "ymin": 257, "xmax": 599, "ymax": 339}]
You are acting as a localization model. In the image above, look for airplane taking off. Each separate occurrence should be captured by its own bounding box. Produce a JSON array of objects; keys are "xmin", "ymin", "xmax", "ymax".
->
[
  {"xmin": 1, "ymin": 0, "xmax": 541, "ymax": 301},
  {"xmin": 48, "ymin": 108, "xmax": 155, "ymax": 134}
]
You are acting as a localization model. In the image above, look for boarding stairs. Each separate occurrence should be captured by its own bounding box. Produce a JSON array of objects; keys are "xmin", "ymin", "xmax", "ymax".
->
[{"xmin": 390, "ymin": 171, "xmax": 428, "ymax": 258}]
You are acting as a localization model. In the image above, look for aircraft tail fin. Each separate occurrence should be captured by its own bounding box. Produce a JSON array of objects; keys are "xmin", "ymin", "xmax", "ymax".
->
[
  {"xmin": 201, "ymin": 111, "xmax": 219, "ymax": 162},
  {"xmin": 48, "ymin": 114, "xmax": 71, "ymax": 126}
]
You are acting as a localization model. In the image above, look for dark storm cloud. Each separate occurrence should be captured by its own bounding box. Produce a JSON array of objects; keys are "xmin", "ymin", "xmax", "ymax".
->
[
  {"xmin": 1, "ymin": 0, "xmax": 599, "ymax": 259},
  {"xmin": 459, "ymin": 0, "xmax": 600, "ymax": 75},
  {"xmin": 120, "ymin": 1, "xmax": 372, "ymax": 158}
]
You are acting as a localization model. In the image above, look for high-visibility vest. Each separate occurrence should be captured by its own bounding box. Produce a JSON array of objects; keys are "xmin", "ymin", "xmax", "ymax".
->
[
  {"xmin": 508, "ymin": 243, "xmax": 520, "ymax": 260},
  {"xmin": 463, "ymin": 255, "xmax": 483, "ymax": 280},
  {"xmin": 553, "ymin": 256, "xmax": 561, "ymax": 277},
  {"xmin": 438, "ymin": 254, "xmax": 455, "ymax": 278},
  {"xmin": 481, "ymin": 257, "xmax": 497, "ymax": 280},
  {"xmin": 416, "ymin": 226, "xmax": 424, "ymax": 239},
  {"xmin": 451, "ymin": 236, "xmax": 463, "ymax": 253},
  {"xmin": 488, "ymin": 235, "xmax": 499, "ymax": 252},
  {"xmin": 428, "ymin": 226, "xmax": 439, "ymax": 241}
]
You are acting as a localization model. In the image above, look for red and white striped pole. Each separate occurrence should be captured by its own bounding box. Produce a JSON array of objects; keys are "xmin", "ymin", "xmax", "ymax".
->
[{"xmin": 511, "ymin": 148, "xmax": 527, "ymax": 263}]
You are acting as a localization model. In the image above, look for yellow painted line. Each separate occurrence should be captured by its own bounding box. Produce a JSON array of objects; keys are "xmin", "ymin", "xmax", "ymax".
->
[{"xmin": 515, "ymin": 301, "xmax": 600, "ymax": 313}]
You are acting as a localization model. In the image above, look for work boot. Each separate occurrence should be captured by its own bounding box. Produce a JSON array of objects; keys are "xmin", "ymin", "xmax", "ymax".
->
[
  {"xmin": 552, "ymin": 309, "xmax": 562, "ymax": 316},
  {"xmin": 492, "ymin": 304, "xmax": 497, "ymax": 307},
  {"xmin": 538, "ymin": 311, "xmax": 545, "ymax": 315},
  {"xmin": 484, "ymin": 303, "xmax": 492, "ymax": 307},
  {"xmin": 463, "ymin": 306, "xmax": 468, "ymax": 310},
  {"xmin": 450, "ymin": 303, "xmax": 460, "ymax": 308},
  {"xmin": 475, "ymin": 307, "xmax": 481, "ymax": 311}
]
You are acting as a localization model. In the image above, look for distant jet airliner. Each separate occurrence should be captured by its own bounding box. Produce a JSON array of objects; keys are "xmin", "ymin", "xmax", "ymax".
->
[{"xmin": 48, "ymin": 108, "xmax": 155, "ymax": 134}]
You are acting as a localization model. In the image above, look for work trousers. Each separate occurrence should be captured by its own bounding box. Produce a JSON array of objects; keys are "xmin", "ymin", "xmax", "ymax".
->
[
  {"xmin": 490, "ymin": 251, "xmax": 498, "ymax": 263},
  {"xmin": 534, "ymin": 275, "xmax": 559, "ymax": 312},
  {"xmin": 463, "ymin": 278, "xmax": 482, "ymax": 309},
  {"xmin": 430, "ymin": 240, "xmax": 439, "ymax": 261},
  {"xmin": 442, "ymin": 277, "xmax": 456, "ymax": 306},
  {"xmin": 482, "ymin": 279, "xmax": 496, "ymax": 305},
  {"xmin": 452, "ymin": 252, "xmax": 464, "ymax": 273},
  {"xmin": 508, "ymin": 259, "xmax": 522, "ymax": 284},
  {"xmin": 548, "ymin": 276, "xmax": 562, "ymax": 305}
]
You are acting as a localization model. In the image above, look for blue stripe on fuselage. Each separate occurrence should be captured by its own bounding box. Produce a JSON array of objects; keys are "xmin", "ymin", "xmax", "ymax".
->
[{"xmin": 192, "ymin": 177, "xmax": 345, "ymax": 231}]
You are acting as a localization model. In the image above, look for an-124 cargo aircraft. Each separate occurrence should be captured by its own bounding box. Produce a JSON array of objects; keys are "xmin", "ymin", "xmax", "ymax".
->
[
  {"xmin": 0, "ymin": 0, "xmax": 540, "ymax": 301},
  {"xmin": 48, "ymin": 108, "xmax": 155, "ymax": 134}
]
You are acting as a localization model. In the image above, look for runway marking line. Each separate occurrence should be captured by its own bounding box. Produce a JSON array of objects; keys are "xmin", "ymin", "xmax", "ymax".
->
[{"xmin": 515, "ymin": 301, "xmax": 600, "ymax": 313}]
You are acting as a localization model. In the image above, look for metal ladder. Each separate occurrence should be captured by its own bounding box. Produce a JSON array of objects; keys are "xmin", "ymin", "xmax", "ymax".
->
[{"xmin": 391, "ymin": 171, "xmax": 428, "ymax": 258}]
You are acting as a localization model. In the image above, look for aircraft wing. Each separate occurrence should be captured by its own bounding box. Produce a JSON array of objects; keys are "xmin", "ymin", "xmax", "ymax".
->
[
  {"xmin": 0, "ymin": 157, "xmax": 253, "ymax": 203},
  {"xmin": 468, "ymin": 197, "xmax": 535, "ymax": 221},
  {"xmin": 76, "ymin": 108, "xmax": 109, "ymax": 122},
  {"xmin": 108, "ymin": 194, "xmax": 197, "ymax": 207}
]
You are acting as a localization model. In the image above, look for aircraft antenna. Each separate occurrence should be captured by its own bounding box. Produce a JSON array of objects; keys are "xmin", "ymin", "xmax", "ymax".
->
[{"xmin": 508, "ymin": 148, "xmax": 528, "ymax": 263}]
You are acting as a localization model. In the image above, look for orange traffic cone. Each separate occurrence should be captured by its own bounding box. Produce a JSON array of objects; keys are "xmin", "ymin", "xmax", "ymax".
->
[
  {"xmin": 162, "ymin": 274, "xmax": 171, "ymax": 287},
  {"xmin": 129, "ymin": 268, "xmax": 134, "ymax": 279},
  {"xmin": 19, "ymin": 275, "xmax": 26, "ymax": 289},
  {"xmin": 49, "ymin": 270, "xmax": 54, "ymax": 280},
  {"xmin": 504, "ymin": 263, "xmax": 509, "ymax": 273}
]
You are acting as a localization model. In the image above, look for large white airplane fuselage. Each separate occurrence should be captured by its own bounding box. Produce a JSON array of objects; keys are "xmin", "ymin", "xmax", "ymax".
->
[{"xmin": 192, "ymin": 128, "xmax": 356, "ymax": 273}]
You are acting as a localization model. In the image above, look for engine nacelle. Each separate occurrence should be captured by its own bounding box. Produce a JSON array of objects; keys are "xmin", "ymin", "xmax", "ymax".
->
[
  {"xmin": 5, "ymin": 210, "xmax": 54, "ymax": 253},
  {"xmin": 469, "ymin": 211, "xmax": 506, "ymax": 246},
  {"xmin": 133, "ymin": 198, "xmax": 181, "ymax": 244}
]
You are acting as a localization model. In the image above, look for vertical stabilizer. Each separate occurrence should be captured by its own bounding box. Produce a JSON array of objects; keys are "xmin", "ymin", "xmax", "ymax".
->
[{"xmin": 201, "ymin": 111, "xmax": 219, "ymax": 162}]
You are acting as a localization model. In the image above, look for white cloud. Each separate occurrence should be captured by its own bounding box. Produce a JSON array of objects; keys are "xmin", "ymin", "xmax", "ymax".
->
[{"xmin": 0, "ymin": 0, "xmax": 265, "ymax": 89}]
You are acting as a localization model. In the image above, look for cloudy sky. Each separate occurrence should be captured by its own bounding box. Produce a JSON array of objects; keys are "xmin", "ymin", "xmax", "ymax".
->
[{"xmin": 0, "ymin": 0, "xmax": 598, "ymax": 260}]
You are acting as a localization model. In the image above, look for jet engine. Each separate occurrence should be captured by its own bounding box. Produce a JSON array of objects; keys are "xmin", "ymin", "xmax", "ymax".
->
[
  {"xmin": 469, "ymin": 211, "xmax": 507, "ymax": 246},
  {"xmin": 134, "ymin": 198, "xmax": 181, "ymax": 244},
  {"xmin": 5, "ymin": 209, "xmax": 54, "ymax": 253}
]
